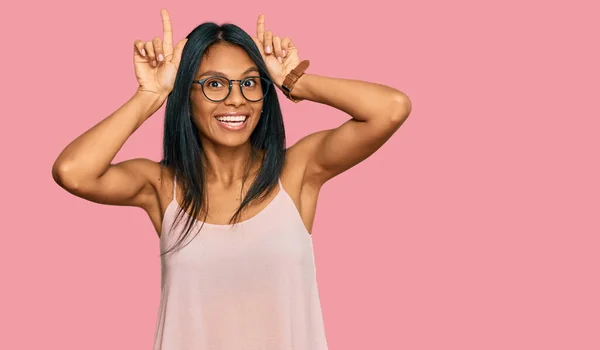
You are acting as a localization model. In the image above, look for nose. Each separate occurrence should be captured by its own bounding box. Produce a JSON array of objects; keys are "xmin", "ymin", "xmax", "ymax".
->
[{"xmin": 223, "ymin": 81, "xmax": 246, "ymax": 107}]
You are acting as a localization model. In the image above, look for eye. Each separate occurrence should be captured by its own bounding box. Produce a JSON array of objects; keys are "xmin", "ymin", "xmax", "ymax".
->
[
  {"xmin": 204, "ymin": 77, "xmax": 228, "ymax": 89},
  {"xmin": 243, "ymin": 77, "xmax": 262, "ymax": 88},
  {"xmin": 243, "ymin": 79, "xmax": 256, "ymax": 87}
]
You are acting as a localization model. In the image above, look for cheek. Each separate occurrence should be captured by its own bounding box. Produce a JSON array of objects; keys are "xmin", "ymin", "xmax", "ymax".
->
[
  {"xmin": 252, "ymin": 102, "xmax": 264, "ymax": 122},
  {"xmin": 190, "ymin": 97, "xmax": 215, "ymax": 128}
]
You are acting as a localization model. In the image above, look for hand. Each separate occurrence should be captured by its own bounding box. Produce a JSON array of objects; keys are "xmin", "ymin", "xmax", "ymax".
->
[
  {"xmin": 251, "ymin": 14, "xmax": 301, "ymax": 89},
  {"xmin": 133, "ymin": 9, "xmax": 188, "ymax": 98}
]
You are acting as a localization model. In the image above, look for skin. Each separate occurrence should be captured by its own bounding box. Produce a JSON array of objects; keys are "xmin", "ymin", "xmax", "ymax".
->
[
  {"xmin": 52, "ymin": 9, "xmax": 412, "ymax": 236},
  {"xmin": 190, "ymin": 43, "xmax": 264, "ymax": 151}
]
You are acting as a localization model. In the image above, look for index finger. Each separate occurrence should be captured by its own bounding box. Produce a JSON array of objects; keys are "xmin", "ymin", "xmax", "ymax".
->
[
  {"xmin": 161, "ymin": 9, "xmax": 174, "ymax": 56},
  {"xmin": 256, "ymin": 14, "xmax": 265, "ymax": 43}
]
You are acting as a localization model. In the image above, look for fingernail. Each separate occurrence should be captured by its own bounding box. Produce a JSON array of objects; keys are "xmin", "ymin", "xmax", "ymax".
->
[
  {"xmin": 266, "ymin": 46, "xmax": 271, "ymax": 53},
  {"xmin": 158, "ymin": 54, "xmax": 164, "ymax": 61},
  {"xmin": 278, "ymin": 56, "xmax": 282, "ymax": 63},
  {"xmin": 152, "ymin": 61, "xmax": 157, "ymax": 67},
  {"xmin": 282, "ymin": 50, "xmax": 286, "ymax": 57},
  {"xmin": 141, "ymin": 49, "xmax": 146, "ymax": 56}
]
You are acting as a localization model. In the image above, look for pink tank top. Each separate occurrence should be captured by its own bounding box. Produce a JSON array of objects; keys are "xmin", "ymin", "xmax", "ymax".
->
[{"xmin": 153, "ymin": 176, "xmax": 329, "ymax": 350}]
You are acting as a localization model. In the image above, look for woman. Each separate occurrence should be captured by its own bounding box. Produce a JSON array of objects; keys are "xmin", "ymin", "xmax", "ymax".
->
[{"xmin": 52, "ymin": 9, "xmax": 411, "ymax": 350}]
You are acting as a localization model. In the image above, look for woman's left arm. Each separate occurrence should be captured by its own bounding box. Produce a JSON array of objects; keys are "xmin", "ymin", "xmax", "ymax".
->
[
  {"xmin": 252, "ymin": 14, "xmax": 412, "ymax": 186},
  {"xmin": 287, "ymin": 73, "xmax": 412, "ymax": 185}
]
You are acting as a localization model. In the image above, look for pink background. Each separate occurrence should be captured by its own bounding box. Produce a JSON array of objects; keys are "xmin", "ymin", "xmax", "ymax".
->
[{"xmin": 2, "ymin": 0, "xmax": 599, "ymax": 349}]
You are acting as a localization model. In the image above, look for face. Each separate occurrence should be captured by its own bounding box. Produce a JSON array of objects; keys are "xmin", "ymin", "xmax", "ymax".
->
[{"xmin": 190, "ymin": 42, "xmax": 265, "ymax": 148}]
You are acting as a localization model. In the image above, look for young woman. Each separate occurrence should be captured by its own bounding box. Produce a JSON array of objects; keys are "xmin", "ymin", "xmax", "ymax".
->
[{"xmin": 52, "ymin": 9, "xmax": 411, "ymax": 350}]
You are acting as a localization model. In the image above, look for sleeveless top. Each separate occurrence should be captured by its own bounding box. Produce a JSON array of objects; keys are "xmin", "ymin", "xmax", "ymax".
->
[{"xmin": 152, "ymin": 176, "xmax": 329, "ymax": 350}]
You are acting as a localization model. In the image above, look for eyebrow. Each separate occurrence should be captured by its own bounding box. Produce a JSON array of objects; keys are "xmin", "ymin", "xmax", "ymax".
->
[{"xmin": 196, "ymin": 67, "xmax": 260, "ymax": 79}]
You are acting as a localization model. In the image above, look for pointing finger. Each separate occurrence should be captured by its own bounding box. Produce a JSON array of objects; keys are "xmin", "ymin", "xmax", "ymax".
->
[
  {"xmin": 161, "ymin": 9, "xmax": 174, "ymax": 58},
  {"xmin": 256, "ymin": 14, "xmax": 265, "ymax": 43}
]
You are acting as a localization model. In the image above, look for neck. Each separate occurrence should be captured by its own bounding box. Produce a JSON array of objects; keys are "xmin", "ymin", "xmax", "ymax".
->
[{"xmin": 200, "ymin": 141, "xmax": 261, "ymax": 186}]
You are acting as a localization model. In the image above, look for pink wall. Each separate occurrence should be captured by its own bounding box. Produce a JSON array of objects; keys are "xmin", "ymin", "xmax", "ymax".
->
[{"xmin": 2, "ymin": 0, "xmax": 599, "ymax": 349}]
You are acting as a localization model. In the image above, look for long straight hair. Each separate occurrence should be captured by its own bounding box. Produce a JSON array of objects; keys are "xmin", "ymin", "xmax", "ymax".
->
[{"xmin": 159, "ymin": 22, "xmax": 286, "ymax": 256}]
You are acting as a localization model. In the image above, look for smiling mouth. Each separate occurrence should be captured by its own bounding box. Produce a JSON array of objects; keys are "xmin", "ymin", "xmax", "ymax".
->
[{"xmin": 214, "ymin": 114, "xmax": 249, "ymax": 130}]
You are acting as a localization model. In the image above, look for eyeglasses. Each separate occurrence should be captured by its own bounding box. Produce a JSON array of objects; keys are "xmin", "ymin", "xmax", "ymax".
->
[{"xmin": 192, "ymin": 75, "xmax": 272, "ymax": 102}]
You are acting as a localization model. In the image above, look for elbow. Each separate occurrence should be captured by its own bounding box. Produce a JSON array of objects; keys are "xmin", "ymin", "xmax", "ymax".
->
[
  {"xmin": 52, "ymin": 161, "xmax": 81, "ymax": 191},
  {"xmin": 389, "ymin": 92, "xmax": 412, "ymax": 126}
]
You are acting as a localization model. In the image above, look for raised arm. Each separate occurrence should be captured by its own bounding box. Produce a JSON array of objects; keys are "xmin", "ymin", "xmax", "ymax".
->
[
  {"xmin": 52, "ymin": 91, "xmax": 166, "ymax": 208},
  {"xmin": 52, "ymin": 9, "xmax": 187, "ymax": 210},
  {"xmin": 288, "ymin": 74, "xmax": 411, "ymax": 185},
  {"xmin": 252, "ymin": 14, "xmax": 412, "ymax": 186}
]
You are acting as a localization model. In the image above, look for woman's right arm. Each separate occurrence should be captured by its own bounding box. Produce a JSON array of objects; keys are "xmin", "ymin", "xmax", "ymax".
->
[
  {"xmin": 52, "ymin": 9, "xmax": 187, "ymax": 211},
  {"xmin": 52, "ymin": 91, "xmax": 167, "ymax": 209}
]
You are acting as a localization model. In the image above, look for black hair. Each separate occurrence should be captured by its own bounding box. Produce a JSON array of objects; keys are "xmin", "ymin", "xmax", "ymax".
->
[{"xmin": 159, "ymin": 22, "xmax": 286, "ymax": 257}]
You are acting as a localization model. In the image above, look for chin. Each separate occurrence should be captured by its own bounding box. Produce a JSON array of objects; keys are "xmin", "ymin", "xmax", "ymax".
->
[{"xmin": 213, "ymin": 134, "xmax": 253, "ymax": 148}]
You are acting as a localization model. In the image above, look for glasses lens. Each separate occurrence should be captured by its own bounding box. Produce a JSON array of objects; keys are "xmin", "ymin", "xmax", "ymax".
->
[
  {"xmin": 241, "ymin": 77, "xmax": 268, "ymax": 101},
  {"xmin": 202, "ymin": 77, "xmax": 230, "ymax": 101}
]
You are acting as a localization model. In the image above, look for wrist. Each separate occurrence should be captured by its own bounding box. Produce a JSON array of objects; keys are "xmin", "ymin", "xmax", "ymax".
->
[
  {"xmin": 132, "ymin": 89, "xmax": 168, "ymax": 122},
  {"xmin": 135, "ymin": 89, "xmax": 168, "ymax": 107},
  {"xmin": 281, "ymin": 73, "xmax": 313, "ymax": 103},
  {"xmin": 274, "ymin": 75, "xmax": 285, "ymax": 90},
  {"xmin": 280, "ymin": 60, "xmax": 311, "ymax": 103},
  {"xmin": 136, "ymin": 87, "xmax": 169, "ymax": 100}
]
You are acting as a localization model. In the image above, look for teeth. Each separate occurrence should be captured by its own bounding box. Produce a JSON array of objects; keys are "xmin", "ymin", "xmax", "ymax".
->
[{"xmin": 216, "ymin": 115, "xmax": 247, "ymax": 122}]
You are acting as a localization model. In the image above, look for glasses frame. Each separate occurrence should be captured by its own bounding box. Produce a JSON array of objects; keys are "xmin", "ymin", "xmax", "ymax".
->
[{"xmin": 192, "ymin": 75, "xmax": 272, "ymax": 102}]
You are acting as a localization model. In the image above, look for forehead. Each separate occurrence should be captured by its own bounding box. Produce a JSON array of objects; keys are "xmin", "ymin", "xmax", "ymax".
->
[{"xmin": 197, "ymin": 43, "xmax": 257, "ymax": 77}]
